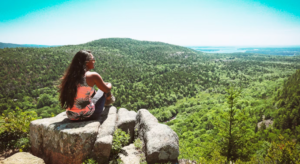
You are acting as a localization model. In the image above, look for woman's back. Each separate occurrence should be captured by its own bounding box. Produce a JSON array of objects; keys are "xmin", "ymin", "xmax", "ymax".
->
[
  {"xmin": 66, "ymin": 74, "xmax": 95, "ymax": 120},
  {"xmin": 59, "ymin": 50, "xmax": 112, "ymax": 121}
]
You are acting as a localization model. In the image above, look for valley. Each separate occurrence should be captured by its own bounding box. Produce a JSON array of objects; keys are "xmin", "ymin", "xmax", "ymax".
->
[{"xmin": 1, "ymin": 38, "xmax": 300, "ymax": 163}]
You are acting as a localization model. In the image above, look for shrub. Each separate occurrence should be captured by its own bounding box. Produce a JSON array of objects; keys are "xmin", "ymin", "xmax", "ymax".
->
[
  {"xmin": 82, "ymin": 158, "xmax": 97, "ymax": 164},
  {"xmin": 265, "ymin": 135, "xmax": 300, "ymax": 163},
  {"xmin": 134, "ymin": 138, "xmax": 143, "ymax": 150},
  {"xmin": 0, "ymin": 107, "xmax": 39, "ymax": 155},
  {"xmin": 133, "ymin": 138, "xmax": 147, "ymax": 164},
  {"xmin": 110, "ymin": 128, "xmax": 130, "ymax": 162}
]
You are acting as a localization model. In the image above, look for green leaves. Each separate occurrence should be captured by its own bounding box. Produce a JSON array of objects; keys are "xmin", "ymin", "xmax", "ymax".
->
[
  {"xmin": 36, "ymin": 93, "xmax": 58, "ymax": 109},
  {"xmin": 274, "ymin": 69, "xmax": 300, "ymax": 131},
  {"xmin": 1, "ymin": 38, "xmax": 300, "ymax": 163},
  {"xmin": 82, "ymin": 158, "xmax": 97, "ymax": 164},
  {"xmin": 211, "ymin": 86, "xmax": 256, "ymax": 162},
  {"xmin": 0, "ymin": 107, "xmax": 39, "ymax": 154},
  {"xmin": 265, "ymin": 135, "xmax": 300, "ymax": 163},
  {"xmin": 111, "ymin": 128, "xmax": 130, "ymax": 159}
]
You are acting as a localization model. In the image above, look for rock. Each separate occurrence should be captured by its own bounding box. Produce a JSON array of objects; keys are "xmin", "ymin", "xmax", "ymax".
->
[
  {"xmin": 30, "ymin": 110, "xmax": 100, "ymax": 164},
  {"xmin": 145, "ymin": 124, "xmax": 179, "ymax": 163},
  {"xmin": 135, "ymin": 109, "xmax": 158, "ymax": 142},
  {"xmin": 135, "ymin": 109, "xmax": 179, "ymax": 164},
  {"xmin": 257, "ymin": 119, "xmax": 273, "ymax": 129},
  {"xmin": 92, "ymin": 106, "xmax": 117, "ymax": 164},
  {"xmin": 29, "ymin": 107, "xmax": 179, "ymax": 164},
  {"xmin": 55, "ymin": 111, "xmax": 67, "ymax": 117},
  {"xmin": 117, "ymin": 108, "xmax": 137, "ymax": 142},
  {"xmin": 2, "ymin": 152, "xmax": 45, "ymax": 164},
  {"xmin": 178, "ymin": 159, "xmax": 197, "ymax": 164},
  {"xmin": 119, "ymin": 144, "xmax": 141, "ymax": 164}
]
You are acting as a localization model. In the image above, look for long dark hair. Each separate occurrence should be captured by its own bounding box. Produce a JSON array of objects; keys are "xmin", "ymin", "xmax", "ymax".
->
[{"xmin": 59, "ymin": 50, "xmax": 92, "ymax": 109}]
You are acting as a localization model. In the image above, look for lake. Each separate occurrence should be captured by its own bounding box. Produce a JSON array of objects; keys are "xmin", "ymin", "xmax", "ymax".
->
[
  {"xmin": 186, "ymin": 46, "xmax": 300, "ymax": 56},
  {"xmin": 187, "ymin": 46, "xmax": 247, "ymax": 53}
]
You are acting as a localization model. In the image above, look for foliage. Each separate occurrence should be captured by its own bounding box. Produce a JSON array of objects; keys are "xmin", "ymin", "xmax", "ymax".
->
[
  {"xmin": 274, "ymin": 69, "xmax": 300, "ymax": 131},
  {"xmin": 133, "ymin": 138, "xmax": 147, "ymax": 164},
  {"xmin": 178, "ymin": 140, "xmax": 204, "ymax": 163},
  {"xmin": 108, "ymin": 158, "xmax": 122, "ymax": 164},
  {"xmin": 196, "ymin": 135, "xmax": 300, "ymax": 164},
  {"xmin": 36, "ymin": 93, "xmax": 58, "ymax": 108},
  {"xmin": 0, "ymin": 107, "xmax": 39, "ymax": 155},
  {"xmin": 1, "ymin": 38, "xmax": 300, "ymax": 116},
  {"xmin": 139, "ymin": 154, "xmax": 147, "ymax": 164},
  {"xmin": 1, "ymin": 38, "xmax": 300, "ymax": 162},
  {"xmin": 82, "ymin": 158, "xmax": 97, "ymax": 164},
  {"xmin": 213, "ymin": 87, "xmax": 255, "ymax": 162},
  {"xmin": 111, "ymin": 128, "xmax": 130, "ymax": 160},
  {"xmin": 133, "ymin": 138, "xmax": 143, "ymax": 150},
  {"xmin": 265, "ymin": 135, "xmax": 300, "ymax": 163},
  {"xmin": 170, "ymin": 74, "xmax": 299, "ymax": 162}
]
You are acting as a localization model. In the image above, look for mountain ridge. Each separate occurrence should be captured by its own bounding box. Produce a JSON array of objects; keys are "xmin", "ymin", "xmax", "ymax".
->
[{"xmin": 0, "ymin": 42, "xmax": 59, "ymax": 49}]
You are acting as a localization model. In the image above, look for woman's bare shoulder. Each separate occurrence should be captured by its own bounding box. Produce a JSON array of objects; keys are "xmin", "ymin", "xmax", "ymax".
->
[
  {"xmin": 86, "ymin": 71, "xmax": 100, "ymax": 76},
  {"xmin": 86, "ymin": 71, "xmax": 102, "ymax": 80},
  {"xmin": 85, "ymin": 71, "xmax": 102, "ymax": 87}
]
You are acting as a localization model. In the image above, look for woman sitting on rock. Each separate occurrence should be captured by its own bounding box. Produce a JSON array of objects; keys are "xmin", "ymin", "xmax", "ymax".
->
[{"xmin": 59, "ymin": 50, "xmax": 115, "ymax": 121}]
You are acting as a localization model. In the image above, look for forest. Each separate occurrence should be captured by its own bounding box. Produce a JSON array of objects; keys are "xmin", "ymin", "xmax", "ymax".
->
[{"xmin": 0, "ymin": 38, "xmax": 300, "ymax": 163}]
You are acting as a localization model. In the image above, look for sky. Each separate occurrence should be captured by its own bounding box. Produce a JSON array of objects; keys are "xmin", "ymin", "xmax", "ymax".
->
[{"xmin": 0, "ymin": 0, "xmax": 300, "ymax": 46}]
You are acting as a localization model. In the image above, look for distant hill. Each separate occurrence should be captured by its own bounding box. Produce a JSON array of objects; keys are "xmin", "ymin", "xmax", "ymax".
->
[
  {"xmin": 0, "ymin": 42, "xmax": 58, "ymax": 49},
  {"xmin": 0, "ymin": 38, "xmax": 207, "ymax": 114}
]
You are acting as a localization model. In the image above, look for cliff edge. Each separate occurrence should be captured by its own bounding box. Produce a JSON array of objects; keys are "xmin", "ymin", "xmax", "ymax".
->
[{"xmin": 29, "ymin": 106, "xmax": 179, "ymax": 164}]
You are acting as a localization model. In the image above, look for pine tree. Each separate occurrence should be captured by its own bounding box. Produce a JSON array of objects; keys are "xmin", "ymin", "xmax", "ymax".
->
[{"xmin": 213, "ymin": 86, "xmax": 255, "ymax": 163}]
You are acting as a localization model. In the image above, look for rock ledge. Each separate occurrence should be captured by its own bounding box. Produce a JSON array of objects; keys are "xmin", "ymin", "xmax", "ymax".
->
[{"xmin": 30, "ymin": 107, "xmax": 179, "ymax": 164}]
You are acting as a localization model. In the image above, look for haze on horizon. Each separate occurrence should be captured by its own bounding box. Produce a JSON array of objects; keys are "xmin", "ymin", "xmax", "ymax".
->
[{"xmin": 0, "ymin": 0, "xmax": 300, "ymax": 46}]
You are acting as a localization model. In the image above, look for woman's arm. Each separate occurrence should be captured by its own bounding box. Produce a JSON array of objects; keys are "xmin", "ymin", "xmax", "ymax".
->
[{"xmin": 90, "ymin": 72, "xmax": 112, "ymax": 93}]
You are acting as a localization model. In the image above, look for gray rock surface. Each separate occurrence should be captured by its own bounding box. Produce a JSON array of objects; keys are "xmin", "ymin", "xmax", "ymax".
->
[
  {"xmin": 257, "ymin": 119, "xmax": 274, "ymax": 129},
  {"xmin": 55, "ymin": 112, "xmax": 67, "ymax": 117},
  {"xmin": 30, "ymin": 106, "xmax": 117, "ymax": 164},
  {"xmin": 145, "ymin": 124, "xmax": 179, "ymax": 163},
  {"xmin": 135, "ymin": 109, "xmax": 179, "ymax": 164},
  {"xmin": 29, "ymin": 107, "xmax": 178, "ymax": 164},
  {"xmin": 119, "ymin": 144, "xmax": 141, "ymax": 164},
  {"xmin": 117, "ymin": 108, "xmax": 137, "ymax": 142},
  {"xmin": 92, "ymin": 106, "xmax": 117, "ymax": 164},
  {"xmin": 135, "ymin": 109, "xmax": 158, "ymax": 142},
  {"xmin": 2, "ymin": 152, "xmax": 45, "ymax": 164},
  {"xmin": 30, "ymin": 114, "xmax": 99, "ymax": 164}
]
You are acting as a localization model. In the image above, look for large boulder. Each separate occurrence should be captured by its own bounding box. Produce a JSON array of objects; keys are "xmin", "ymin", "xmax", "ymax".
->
[
  {"xmin": 145, "ymin": 124, "xmax": 179, "ymax": 163},
  {"xmin": 116, "ymin": 108, "xmax": 137, "ymax": 142},
  {"xmin": 135, "ymin": 109, "xmax": 158, "ymax": 142},
  {"xmin": 30, "ymin": 106, "xmax": 116, "ymax": 164},
  {"xmin": 92, "ymin": 106, "xmax": 117, "ymax": 164},
  {"xmin": 30, "ymin": 113, "xmax": 100, "ymax": 164},
  {"xmin": 135, "ymin": 109, "xmax": 179, "ymax": 164},
  {"xmin": 1, "ymin": 152, "xmax": 45, "ymax": 164}
]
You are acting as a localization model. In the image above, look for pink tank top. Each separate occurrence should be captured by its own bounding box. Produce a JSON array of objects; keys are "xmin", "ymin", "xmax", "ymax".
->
[{"xmin": 66, "ymin": 75, "xmax": 95, "ymax": 120}]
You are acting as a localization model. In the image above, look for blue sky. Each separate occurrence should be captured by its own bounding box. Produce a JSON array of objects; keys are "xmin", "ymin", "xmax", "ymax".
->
[{"xmin": 0, "ymin": 0, "xmax": 300, "ymax": 46}]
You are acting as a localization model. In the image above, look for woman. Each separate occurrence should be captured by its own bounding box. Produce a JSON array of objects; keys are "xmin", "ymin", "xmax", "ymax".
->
[{"xmin": 59, "ymin": 50, "xmax": 114, "ymax": 121}]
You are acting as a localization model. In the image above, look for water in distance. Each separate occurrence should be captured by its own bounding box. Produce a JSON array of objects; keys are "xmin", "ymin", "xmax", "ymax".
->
[{"xmin": 187, "ymin": 46, "xmax": 300, "ymax": 56}]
